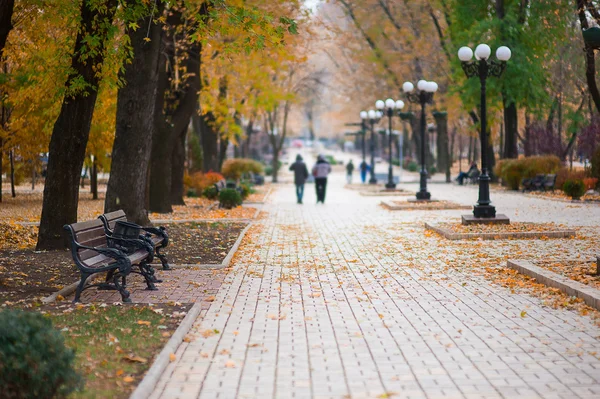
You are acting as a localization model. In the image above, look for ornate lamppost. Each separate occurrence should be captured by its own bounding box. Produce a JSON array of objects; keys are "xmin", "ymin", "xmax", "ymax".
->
[
  {"xmin": 366, "ymin": 109, "xmax": 382, "ymax": 184},
  {"xmin": 359, "ymin": 111, "xmax": 368, "ymax": 166},
  {"xmin": 376, "ymin": 99, "xmax": 405, "ymax": 189},
  {"xmin": 402, "ymin": 80, "xmax": 438, "ymax": 200},
  {"xmin": 458, "ymin": 44, "xmax": 511, "ymax": 219}
]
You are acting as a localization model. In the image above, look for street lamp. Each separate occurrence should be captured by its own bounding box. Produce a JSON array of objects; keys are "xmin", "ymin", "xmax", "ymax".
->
[
  {"xmin": 376, "ymin": 98, "xmax": 405, "ymax": 189},
  {"xmin": 458, "ymin": 44, "xmax": 511, "ymax": 218},
  {"xmin": 367, "ymin": 109, "xmax": 382, "ymax": 184},
  {"xmin": 403, "ymin": 80, "xmax": 438, "ymax": 200}
]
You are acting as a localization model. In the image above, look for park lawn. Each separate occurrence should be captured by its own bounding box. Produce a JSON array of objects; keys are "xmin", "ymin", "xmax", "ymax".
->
[{"xmin": 46, "ymin": 303, "xmax": 188, "ymax": 399}]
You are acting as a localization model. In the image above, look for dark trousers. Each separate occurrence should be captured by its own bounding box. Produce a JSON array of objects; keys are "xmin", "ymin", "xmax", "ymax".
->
[
  {"xmin": 295, "ymin": 184, "xmax": 305, "ymax": 203},
  {"xmin": 315, "ymin": 178, "xmax": 327, "ymax": 203}
]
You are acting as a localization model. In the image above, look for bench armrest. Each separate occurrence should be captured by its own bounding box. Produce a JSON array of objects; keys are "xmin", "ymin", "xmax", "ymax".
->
[
  {"xmin": 76, "ymin": 244, "xmax": 132, "ymax": 272},
  {"xmin": 141, "ymin": 226, "xmax": 169, "ymax": 247}
]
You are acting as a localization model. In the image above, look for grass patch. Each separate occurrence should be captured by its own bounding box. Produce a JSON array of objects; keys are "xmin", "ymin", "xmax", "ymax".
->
[{"xmin": 45, "ymin": 304, "xmax": 186, "ymax": 398}]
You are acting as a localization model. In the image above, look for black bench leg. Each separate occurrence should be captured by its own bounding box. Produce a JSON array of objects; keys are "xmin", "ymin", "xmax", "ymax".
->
[
  {"xmin": 139, "ymin": 262, "xmax": 158, "ymax": 291},
  {"xmin": 113, "ymin": 272, "xmax": 131, "ymax": 303},
  {"xmin": 98, "ymin": 270, "xmax": 118, "ymax": 290},
  {"xmin": 72, "ymin": 273, "xmax": 91, "ymax": 303},
  {"xmin": 156, "ymin": 247, "xmax": 171, "ymax": 270}
]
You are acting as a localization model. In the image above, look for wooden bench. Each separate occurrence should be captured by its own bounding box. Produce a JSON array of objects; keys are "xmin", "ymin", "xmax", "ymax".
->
[
  {"xmin": 465, "ymin": 169, "xmax": 480, "ymax": 185},
  {"xmin": 522, "ymin": 174, "xmax": 556, "ymax": 192},
  {"xmin": 100, "ymin": 210, "xmax": 171, "ymax": 270},
  {"xmin": 64, "ymin": 219, "xmax": 157, "ymax": 303}
]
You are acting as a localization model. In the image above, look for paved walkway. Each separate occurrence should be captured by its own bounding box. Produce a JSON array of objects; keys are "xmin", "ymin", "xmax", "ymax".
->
[{"xmin": 150, "ymin": 170, "xmax": 600, "ymax": 399}]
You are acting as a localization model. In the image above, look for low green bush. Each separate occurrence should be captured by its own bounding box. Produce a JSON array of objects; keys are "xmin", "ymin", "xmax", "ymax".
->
[
  {"xmin": 406, "ymin": 161, "xmax": 418, "ymax": 172},
  {"xmin": 239, "ymin": 182, "xmax": 254, "ymax": 200},
  {"xmin": 563, "ymin": 179, "xmax": 586, "ymax": 200},
  {"xmin": 264, "ymin": 165, "xmax": 273, "ymax": 176},
  {"xmin": 0, "ymin": 309, "xmax": 83, "ymax": 398},
  {"xmin": 203, "ymin": 185, "xmax": 218, "ymax": 200},
  {"xmin": 219, "ymin": 188, "xmax": 243, "ymax": 209},
  {"xmin": 324, "ymin": 155, "xmax": 337, "ymax": 165}
]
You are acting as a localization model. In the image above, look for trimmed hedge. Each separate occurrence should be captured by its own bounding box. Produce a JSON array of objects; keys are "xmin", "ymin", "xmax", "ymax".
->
[{"xmin": 221, "ymin": 158, "xmax": 263, "ymax": 181}]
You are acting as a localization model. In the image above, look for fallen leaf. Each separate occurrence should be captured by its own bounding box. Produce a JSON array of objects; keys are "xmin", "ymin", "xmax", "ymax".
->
[
  {"xmin": 122, "ymin": 354, "xmax": 147, "ymax": 364},
  {"xmin": 169, "ymin": 353, "xmax": 176, "ymax": 362}
]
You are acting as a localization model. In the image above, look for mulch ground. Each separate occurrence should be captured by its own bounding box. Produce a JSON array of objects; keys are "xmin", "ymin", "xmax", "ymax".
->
[
  {"xmin": 0, "ymin": 222, "xmax": 247, "ymax": 304},
  {"xmin": 436, "ymin": 222, "xmax": 572, "ymax": 234},
  {"xmin": 535, "ymin": 259, "xmax": 600, "ymax": 290}
]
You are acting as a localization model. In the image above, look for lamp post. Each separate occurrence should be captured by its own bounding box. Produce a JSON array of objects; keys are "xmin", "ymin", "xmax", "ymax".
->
[
  {"xmin": 367, "ymin": 109, "xmax": 382, "ymax": 184},
  {"xmin": 403, "ymin": 80, "xmax": 438, "ymax": 200},
  {"xmin": 376, "ymin": 99, "xmax": 405, "ymax": 189},
  {"xmin": 458, "ymin": 44, "xmax": 511, "ymax": 218}
]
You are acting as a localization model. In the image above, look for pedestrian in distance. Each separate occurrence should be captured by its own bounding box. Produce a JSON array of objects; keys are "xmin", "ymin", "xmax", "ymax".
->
[
  {"xmin": 346, "ymin": 160, "xmax": 355, "ymax": 184},
  {"xmin": 289, "ymin": 154, "xmax": 309, "ymax": 204},
  {"xmin": 359, "ymin": 160, "xmax": 369, "ymax": 184},
  {"xmin": 312, "ymin": 154, "xmax": 332, "ymax": 204}
]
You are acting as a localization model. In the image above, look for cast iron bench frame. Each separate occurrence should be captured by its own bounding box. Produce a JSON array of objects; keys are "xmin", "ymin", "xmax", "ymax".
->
[
  {"xmin": 99, "ymin": 210, "xmax": 171, "ymax": 270},
  {"xmin": 64, "ymin": 219, "xmax": 157, "ymax": 303}
]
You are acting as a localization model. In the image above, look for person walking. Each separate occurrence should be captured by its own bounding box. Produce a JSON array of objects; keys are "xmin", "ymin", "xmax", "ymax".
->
[
  {"xmin": 346, "ymin": 160, "xmax": 355, "ymax": 184},
  {"xmin": 359, "ymin": 160, "xmax": 368, "ymax": 184},
  {"xmin": 289, "ymin": 154, "xmax": 309, "ymax": 204},
  {"xmin": 312, "ymin": 154, "xmax": 332, "ymax": 204}
]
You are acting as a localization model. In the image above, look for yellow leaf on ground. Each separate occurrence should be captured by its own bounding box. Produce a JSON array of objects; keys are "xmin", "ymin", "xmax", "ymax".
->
[
  {"xmin": 122, "ymin": 354, "xmax": 147, "ymax": 364},
  {"xmin": 520, "ymin": 310, "xmax": 527, "ymax": 318},
  {"xmin": 137, "ymin": 320, "xmax": 151, "ymax": 326},
  {"xmin": 169, "ymin": 353, "xmax": 176, "ymax": 362},
  {"xmin": 123, "ymin": 376, "xmax": 135, "ymax": 383}
]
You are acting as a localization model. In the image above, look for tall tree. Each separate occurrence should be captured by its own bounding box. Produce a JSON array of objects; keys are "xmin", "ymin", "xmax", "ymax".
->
[
  {"xmin": 0, "ymin": 0, "xmax": 15, "ymax": 57},
  {"xmin": 37, "ymin": 0, "xmax": 118, "ymax": 250},
  {"xmin": 104, "ymin": 2, "xmax": 164, "ymax": 225}
]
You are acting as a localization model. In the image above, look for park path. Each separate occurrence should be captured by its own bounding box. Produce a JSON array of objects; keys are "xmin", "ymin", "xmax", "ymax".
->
[{"xmin": 149, "ymin": 170, "xmax": 600, "ymax": 399}]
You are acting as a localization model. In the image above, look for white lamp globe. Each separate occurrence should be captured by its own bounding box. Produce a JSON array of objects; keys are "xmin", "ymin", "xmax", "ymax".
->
[
  {"xmin": 376, "ymin": 111, "xmax": 383, "ymax": 118},
  {"xmin": 458, "ymin": 46, "xmax": 473, "ymax": 61},
  {"xmin": 475, "ymin": 44, "xmax": 491, "ymax": 60},
  {"xmin": 429, "ymin": 81, "xmax": 439, "ymax": 93},
  {"xmin": 417, "ymin": 80, "xmax": 428, "ymax": 91},
  {"xmin": 375, "ymin": 100, "xmax": 385, "ymax": 110},
  {"xmin": 360, "ymin": 111, "xmax": 367, "ymax": 119},
  {"xmin": 368, "ymin": 109, "xmax": 376, "ymax": 119},
  {"xmin": 496, "ymin": 46, "xmax": 511, "ymax": 61},
  {"xmin": 402, "ymin": 81, "xmax": 414, "ymax": 93},
  {"xmin": 385, "ymin": 98, "xmax": 395, "ymax": 109},
  {"xmin": 395, "ymin": 100, "xmax": 405, "ymax": 110}
]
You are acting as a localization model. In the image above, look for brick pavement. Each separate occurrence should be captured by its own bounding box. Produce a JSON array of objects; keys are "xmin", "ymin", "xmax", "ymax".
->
[{"xmin": 149, "ymin": 173, "xmax": 600, "ymax": 399}]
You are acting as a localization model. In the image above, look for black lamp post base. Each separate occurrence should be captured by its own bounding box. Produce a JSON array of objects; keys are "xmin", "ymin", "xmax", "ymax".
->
[
  {"xmin": 416, "ymin": 191, "xmax": 431, "ymax": 200},
  {"xmin": 385, "ymin": 182, "xmax": 396, "ymax": 189},
  {"xmin": 369, "ymin": 178, "xmax": 378, "ymax": 184},
  {"xmin": 462, "ymin": 214, "xmax": 510, "ymax": 225},
  {"xmin": 473, "ymin": 204, "xmax": 496, "ymax": 218}
]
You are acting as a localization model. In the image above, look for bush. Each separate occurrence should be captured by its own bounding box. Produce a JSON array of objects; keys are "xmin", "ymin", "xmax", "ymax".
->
[
  {"xmin": 0, "ymin": 309, "xmax": 83, "ymax": 398},
  {"xmin": 203, "ymin": 186, "xmax": 219, "ymax": 200},
  {"xmin": 219, "ymin": 188, "xmax": 242, "ymax": 209},
  {"xmin": 556, "ymin": 168, "xmax": 586, "ymax": 190},
  {"xmin": 495, "ymin": 155, "xmax": 561, "ymax": 190},
  {"xmin": 239, "ymin": 182, "xmax": 254, "ymax": 200},
  {"xmin": 427, "ymin": 165, "xmax": 437, "ymax": 175},
  {"xmin": 406, "ymin": 161, "xmax": 418, "ymax": 172},
  {"xmin": 563, "ymin": 179, "xmax": 586, "ymax": 199},
  {"xmin": 221, "ymin": 158, "xmax": 264, "ymax": 181},
  {"xmin": 184, "ymin": 171, "xmax": 225, "ymax": 196},
  {"xmin": 324, "ymin": 155, "xmax": 337, "ymax": 165},
  {"xmin": 264, "ymin": 165, "xmax": 273, "ymax": 176}
]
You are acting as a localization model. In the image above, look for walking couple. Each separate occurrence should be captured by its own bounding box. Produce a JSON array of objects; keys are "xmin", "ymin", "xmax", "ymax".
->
[{"xmin": 289, "ymin": 154, "xmax": 331, "ymax": 204}]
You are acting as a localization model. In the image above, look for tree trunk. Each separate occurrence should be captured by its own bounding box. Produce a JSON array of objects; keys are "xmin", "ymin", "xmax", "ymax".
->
[
  {"xmin": 272, "ymin": 148, "xmax": 279, "ymax": 183},
  {"xmin": 433, "ymin": 112, "xmax": 450, "ymax": 182},
  {"xmin": 91, "ymin": 158, "xmax": 98, "ymax": 200},
  {"xmin": 37, "ymin": 0, "xmax": 117, "ymax": 250},
  {"xmin": 524, "ymin": 113, "xmax": 532, "ymax": 156},
  {"xmin": 0, "ymin": 139, "xmax": 3, "ymax": 203},
  {"xmin": 199, "ymin": 112, "xmax": 219, "ymax": 172},
  {"xmin": 503, "ymin": 100, "xmax": 518, "ymax": 158},
  {"xmin": 0, "ymin": 0, "xmax": 14, "ymax": 58},
  {"xmin": 9, "ymin": 148, "xmax": 14, "ymax": 197},
  {"xmin": 170, "ymin": 125, "xmax": 187, "ymax": 205},
  {"xmin": 104, "ymin": 5, "xmax": 162, "ymax": 226},
  {"xmin": 218, "ymin": 136, "xmax": 229, "ymax": 170},
  {"xmin": 578, "ymin": 0, "xmax": 600, "ymax": 114},
  {"xmin": 242, "ymin": 118, "xmax": 254, "ymax": 158},
  {"xmin": 467, "ymin": 135, "xmax": 473, "ymax": 163}
]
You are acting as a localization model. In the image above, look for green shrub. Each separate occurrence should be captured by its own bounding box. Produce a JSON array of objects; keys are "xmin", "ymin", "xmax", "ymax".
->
[
  {"xmin": 219, "ymin": 188, "xmax": 243, "ymax": 209},
  {"xmin": 221, "ymin": 158, "xmax": 264, "ymax": 180},
  {"xmin": 428, "ymin": 165, "xmax": 437, "ymax": 175},
  {"xmin": 186, "ymin": 188, "xmax": 198, "ymax": 197},
  {"xmin": 406, "ymin": 161, "xmax": 418, "ymax": 172},
  {"xmin": 556, "ymin": 168, "xmax": 586, "ymax": 190},
  {"xmin": 0, "ymin": 309, "xmax": 83, "ymax": 398},
  {"xmin": 324, "ymin": 155, "xmax": 337, "ymax": 165},
  {"xmin": 563, "ymin": 179, "xmax": 586, "ymax": 199},
  {"xmin": 264, "ymin": 165, "xmax": 273, "ymax": 176},
  {"xmin": 239, "ymin": 182, "xmax": 254, "ymax": 200},
  {"xmin": 203, "ymin": 185, "xmax": 219, "ymax": 200}
]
